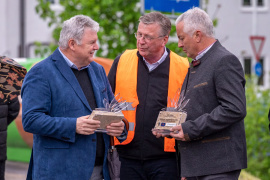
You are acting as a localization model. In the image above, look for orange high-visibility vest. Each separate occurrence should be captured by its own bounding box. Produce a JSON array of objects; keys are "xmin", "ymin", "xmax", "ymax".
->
[{"xmin": 114, "ymin": 49, "xmax": 189, "ymax": 152}]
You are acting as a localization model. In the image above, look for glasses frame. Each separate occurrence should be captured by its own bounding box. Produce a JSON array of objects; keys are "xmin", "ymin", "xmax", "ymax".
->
[{"xmin": 134, "ymin": 32, "xmax": 165, "ymax": 42}]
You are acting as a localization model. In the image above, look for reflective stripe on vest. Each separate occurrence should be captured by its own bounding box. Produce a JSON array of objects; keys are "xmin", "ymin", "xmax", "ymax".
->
[{"xmin": 114, "ymin": 49, "xmax": 189, "ymax": 152}]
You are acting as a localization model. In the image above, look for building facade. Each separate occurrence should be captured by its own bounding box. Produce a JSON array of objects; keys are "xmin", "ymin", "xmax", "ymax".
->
[
  {"xmin": 204, "ymin": 0, "xmax": 270, "ymax": 87},
  {"xmin": 0, "ymin": 0, "xmax": 57, "ymax": 58},
  {"xmin": 1, "ymin": 0, "xmax": 270, "ymax": 87}
]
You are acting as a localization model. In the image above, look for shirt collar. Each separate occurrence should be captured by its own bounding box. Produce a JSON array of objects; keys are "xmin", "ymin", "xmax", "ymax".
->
[
  {"xmin": 195, "ymin": 40, "xmax": 216, "ymax": 60},
  {"xmin": 143, "ymin": 47, "xmax": 168, "ymax": 66},
  {"xmin": 58, "ymin": 48, "xmax": 90, "ymax": 70}
]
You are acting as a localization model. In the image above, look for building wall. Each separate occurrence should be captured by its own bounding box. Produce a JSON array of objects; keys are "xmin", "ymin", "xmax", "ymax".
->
[
  {"xmin": 0, "ymin": 0, "xmax": 20, "ymax": 57},
  {"xmin": 0, "ymin": 0, "xmax": 7, "ymax": 55},
  {"xmin": 204, "ymin": 0, "xmax": 270, "ymax": 87},
  {"xmin": 25, "ymin": 0, "xmax": 55, "ymax": 57},
  {"xmin": 0, "ymin": 0, "xmax": 53, "ymax": 58}
]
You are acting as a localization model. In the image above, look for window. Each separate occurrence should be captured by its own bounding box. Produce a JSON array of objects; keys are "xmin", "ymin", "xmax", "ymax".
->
[
  {"xmin": 241, "ymin": 0, "xmax": 267, "ymax": 11},
  {"xmin": 243, "ymin": 0, "xmax": 251, "ymax": 6},
  {"xmin": 257, "ymin": 0, "xmax": 264, "ymax": 6},
  {"xmin": 258, "ymin": 58, "xmax": 264, "ymax": 85},
  {"xmin": 244, "ymin": 58, "xmax": 251, "ymax": 77}
]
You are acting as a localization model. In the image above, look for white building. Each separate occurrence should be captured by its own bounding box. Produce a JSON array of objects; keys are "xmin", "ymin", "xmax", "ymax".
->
[
  {"xmin": 1, "ymin": 0, "xmax": 270, "ymax": 87},
  {"xmin": 204, "ymin": 0, "xmax": 270, "ymax": 87},
  {"xmin": 0, "ymin": 0, "xmax": 59, "ymax": 58}
]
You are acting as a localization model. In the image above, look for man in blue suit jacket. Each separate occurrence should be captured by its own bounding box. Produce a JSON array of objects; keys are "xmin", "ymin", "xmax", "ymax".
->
[{"xmin": 22, "ymin": 15, "xmax": 126, "ymax": 180}]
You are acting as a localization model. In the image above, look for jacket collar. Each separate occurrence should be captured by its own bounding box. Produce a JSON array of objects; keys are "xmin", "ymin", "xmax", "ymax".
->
[{"xmin": 51, "ymin": 49, "xmax": 92, "ymax": 111}]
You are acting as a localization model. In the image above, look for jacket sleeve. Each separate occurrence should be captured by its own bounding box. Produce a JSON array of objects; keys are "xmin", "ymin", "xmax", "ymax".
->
[
  {"xmin": 21, "ymin": 64, "xmax": 77, "ymax": 143},
  {"xmin": 7, "ymin": 97, "xmax": 20, "ymax": 125}
]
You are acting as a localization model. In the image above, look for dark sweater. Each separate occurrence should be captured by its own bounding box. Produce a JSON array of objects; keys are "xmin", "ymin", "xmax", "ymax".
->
[
  {"xmin": 72, "ymin": 68, "xmax": 104, "ymax": 166},
  {"xmin": 108, "ymin": 49, "xmax": 175, "ymax": 160}
]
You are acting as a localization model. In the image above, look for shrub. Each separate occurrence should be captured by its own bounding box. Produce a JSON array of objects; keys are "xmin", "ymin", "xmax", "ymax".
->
[{"xmin": 245, "ymin": 77, "xmax": 270, "ymax": 180}]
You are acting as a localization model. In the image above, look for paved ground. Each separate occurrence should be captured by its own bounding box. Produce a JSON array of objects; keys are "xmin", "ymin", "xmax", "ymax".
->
[
  {"xmin": 4, "ymin": 160, "xmax": 260, "ymax": 180},
  {"xmin": 5, "ymin": 161, "xmax": 28, "ymax": 180}
]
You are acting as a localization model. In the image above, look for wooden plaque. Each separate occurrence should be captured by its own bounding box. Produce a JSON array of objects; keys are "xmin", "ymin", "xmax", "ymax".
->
[
  {"xmin": 153, "ymin": 111, "xmax": 187, "ymax": 131},
  {"xmin": 88, "ymin": 110, "xmax": 124, "ymax": 131}
]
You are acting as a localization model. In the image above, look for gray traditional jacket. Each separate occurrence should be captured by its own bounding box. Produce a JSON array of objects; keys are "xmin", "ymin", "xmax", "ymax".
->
[{"xmin": 178, "ymin": 40, "xmax": 247, "ymax": 177}]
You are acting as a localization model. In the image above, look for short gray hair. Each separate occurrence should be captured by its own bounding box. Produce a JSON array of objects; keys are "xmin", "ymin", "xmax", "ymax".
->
[
  {"xmin": 139, "ymin": 12, "xmax": 171, "ymax": 36},
  {"xmin": 175, "ymin": 7, "xmax": 214, "ymax": 38},
  {"xmin": 59, "ymin": 15, "xmax": 99, "ymax": 49}
]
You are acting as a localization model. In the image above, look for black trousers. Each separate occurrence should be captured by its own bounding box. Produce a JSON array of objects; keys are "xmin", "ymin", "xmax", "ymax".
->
[
  {"xmin": 0, "ymin": 160, "xmax": 5, "ymax": 180},
  {"xmin": 119, "ymin": 157, "xmax": 179, "ymax": 180},
  {"xmin": 187, "ymin": 170, "xmax": 241, "ymax": 180}
]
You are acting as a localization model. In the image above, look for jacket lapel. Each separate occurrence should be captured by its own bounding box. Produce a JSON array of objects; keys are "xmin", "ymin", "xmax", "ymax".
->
[{"xmin": 51, "ymin": 49, "xmax": 92, "ymax": 111}]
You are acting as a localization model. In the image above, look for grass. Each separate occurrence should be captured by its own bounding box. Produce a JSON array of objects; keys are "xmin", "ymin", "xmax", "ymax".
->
[{"xmin": 239, "ymin": 170, "xmax": 261, "ymax": 180}]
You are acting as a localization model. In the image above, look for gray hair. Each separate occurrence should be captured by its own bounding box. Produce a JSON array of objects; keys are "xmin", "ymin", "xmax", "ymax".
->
[
  {"xmin": 139, "ymin": 12, "xmax": 171, "ymax": 36},
  {"xmin": 175, "ymin": 7, "xmax": 214, "ymax": 38},
  {"xmin": 59, "ymin": 15, "xmax": 99, "ymax": 49}
]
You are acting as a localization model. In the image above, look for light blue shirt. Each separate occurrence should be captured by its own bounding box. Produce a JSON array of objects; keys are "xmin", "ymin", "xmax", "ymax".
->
[
  {"xmin": 195, "ymin": 41, "xmax": 216, "ymax": 60},
  {"xmin": 143, "ymin": 47, "xmax": 168, "ymax": 72},
  {"xmin": 58, "ymin": 48, "xmax": 90, "ymax": 70}
]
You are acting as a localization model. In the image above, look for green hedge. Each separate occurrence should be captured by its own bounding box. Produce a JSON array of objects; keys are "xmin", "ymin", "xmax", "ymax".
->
[{"xmin": 245, "ymin": 77, "xmax": 270, "ymax": 180}]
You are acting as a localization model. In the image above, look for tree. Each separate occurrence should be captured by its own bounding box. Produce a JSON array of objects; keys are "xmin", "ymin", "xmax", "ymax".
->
[
  {"xmin": 35, "ymin": 0, "xmax": 141, "ymax": 59},
  {"xmin": 35, "ymin": 0, "xmax": 186, "ymax": 59}
]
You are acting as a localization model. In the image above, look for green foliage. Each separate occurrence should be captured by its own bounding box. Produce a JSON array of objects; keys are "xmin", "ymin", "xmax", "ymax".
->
[
  {"xmin": 167, "ymin": 23, "xmax": 185, "ymax": 57},
  {"xmin": 35, "ymin": 1, "xmax": 57, "ymax": 27},
  {"xmin": 34, "ymin": 41, "xmax": 56, "ymax": 58},
  {"xmin": 212, "ymin": 18, "xmax": 218, "ymax": 27},
  {"xmin": 34, "ymin": 0, "xmax": 187, "ymax": 59},
  {"xmin": 239, "ymin": 170, "xmax": 260, "ymax": 180},
  {"xmin": 245, "ymin": 76, "xmax": 270, "ymax": 180},
  {"xmin": 35, "ymin": 0, "xmax": 141, "ymax": 59}
]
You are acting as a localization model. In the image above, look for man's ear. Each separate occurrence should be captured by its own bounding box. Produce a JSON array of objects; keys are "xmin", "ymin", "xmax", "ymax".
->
[
  {"xmin": 68, "ymin": 39, "xmax": 76, "ymax": 50},
  {"xmin": 162, "ymin": 35, "xmax": 169, "ymax": 46},
  {"xmin": 194, "ymin": 30, "xmax": 202, "ymax": 43}
]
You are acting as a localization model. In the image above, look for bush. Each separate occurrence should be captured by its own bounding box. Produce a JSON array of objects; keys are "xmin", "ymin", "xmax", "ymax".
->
[{"xmin": 245, "ymin": 76, "xmax": 270, "ymax": 180}]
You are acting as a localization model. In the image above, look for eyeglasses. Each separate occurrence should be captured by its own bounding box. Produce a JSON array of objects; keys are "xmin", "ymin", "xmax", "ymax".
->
[{"xmin": 134, "ymin": 32, "xmax": 165, "ymax": 42}]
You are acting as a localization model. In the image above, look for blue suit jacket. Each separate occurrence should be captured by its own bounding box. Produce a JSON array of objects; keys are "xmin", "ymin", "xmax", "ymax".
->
[{"xmin": 22, "ymin": 49, "xmax": 114, "ymax": 180}]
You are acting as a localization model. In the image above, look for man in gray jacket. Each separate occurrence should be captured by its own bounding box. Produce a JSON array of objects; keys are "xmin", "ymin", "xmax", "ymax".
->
[{"xmin": 154, "ymin": 7, "xmax": 247, "ymax": 180}]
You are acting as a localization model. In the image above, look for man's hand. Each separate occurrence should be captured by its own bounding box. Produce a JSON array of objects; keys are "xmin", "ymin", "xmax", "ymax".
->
[
  {"xmin": 169, "ymin": 125, "xmax": 187, "ymax": 141},
  {"xmin": 152, "ymin": 125, "xmax": 187, "ymax": 141},
  {"xmin": 152, "ymin": 130, "xmax": 164, "ymax": 138},
  {"xmin": 76, "ymin": 115, "xmax": 100, "ymax": 135},
  {"xmin": 106, "ymin": 120, "xmax": 124, "ymax": 137}
]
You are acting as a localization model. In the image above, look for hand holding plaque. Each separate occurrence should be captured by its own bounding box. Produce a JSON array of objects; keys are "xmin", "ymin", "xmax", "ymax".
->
[
  {"xmin": 152, "ymin": 89, "xmax": 190, "ymax": 135},
  {"xmin": 88, "ymin": 93, "xmax": 128, "ymax": 133}
]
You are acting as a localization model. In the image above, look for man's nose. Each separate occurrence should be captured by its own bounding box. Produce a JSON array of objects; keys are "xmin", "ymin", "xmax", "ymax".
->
[
  {"xmin": 138, "ymin": 37, "xmax": 146, "ymax": 44},
  {"xmin": 94, "ymin": 43, "xmax": 99, "ymax": 50},
  {"xmin": 178, "ymin": 41, "xmax": 183, "ymax": 48}
]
